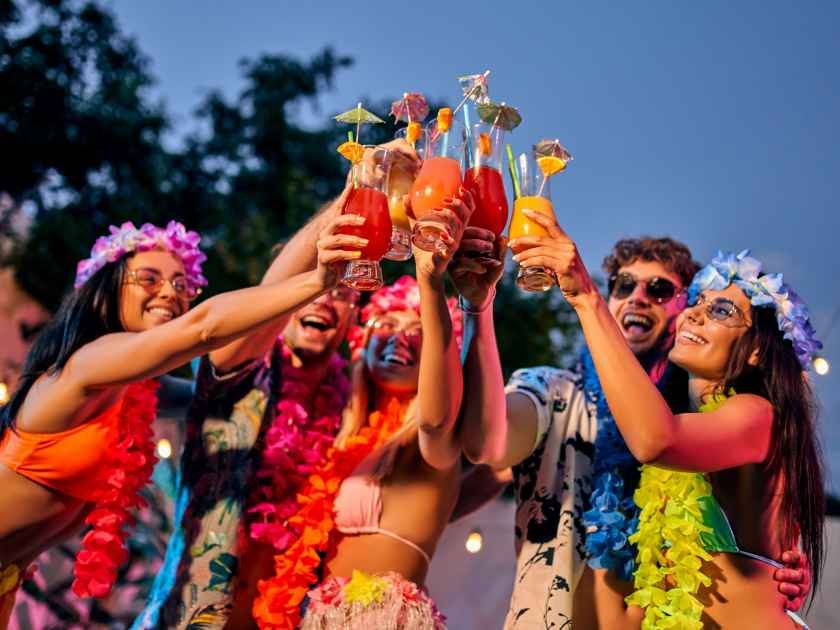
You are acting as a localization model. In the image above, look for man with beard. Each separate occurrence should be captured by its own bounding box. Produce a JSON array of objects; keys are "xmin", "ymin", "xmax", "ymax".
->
[
  {"xmin": 131, "ymin": 188, "xmax": 362, "ymax": 629},
  {"xmin": 451, "ymin": 234, "xmax": 809, "ymax": 628}
]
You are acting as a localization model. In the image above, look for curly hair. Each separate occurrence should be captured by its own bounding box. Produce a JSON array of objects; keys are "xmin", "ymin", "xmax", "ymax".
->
[{"xmin": 602, "ymin": 236, "xmax": 700, "ymax": 288}]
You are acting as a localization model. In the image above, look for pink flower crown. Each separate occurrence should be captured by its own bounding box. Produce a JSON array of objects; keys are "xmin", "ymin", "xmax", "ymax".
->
[
  {"xmin": 74, "ymin": 221, "xmax": 208, "ymax": 290},
  {"xmin": 346, "ymin": 275, "xmax": 463, "ymax": 361}
]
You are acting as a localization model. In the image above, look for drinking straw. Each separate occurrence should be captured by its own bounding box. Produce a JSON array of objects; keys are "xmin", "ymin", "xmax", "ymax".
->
[
  {"xmin": 442, "ymin": 129, "xmax": 449, "ymax": 158},
  {"xmin": 463, "ymin": 105, "xmax": 473, "ymax": 167},
  {"xmin": 348, "ymin": 131, "xmax": 358, "ymax": 188},
  {"xmin": 505, "ymin": 144, "xmax": 521, "ymax": 199}
]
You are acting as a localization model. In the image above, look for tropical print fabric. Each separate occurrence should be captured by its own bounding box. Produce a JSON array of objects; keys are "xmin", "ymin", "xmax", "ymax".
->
[{"xmin": 502, "ymin": 367, "xmax": 597, "ymax": 630}]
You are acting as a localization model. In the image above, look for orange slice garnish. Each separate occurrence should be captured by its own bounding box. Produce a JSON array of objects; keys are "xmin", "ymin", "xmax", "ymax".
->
[
  {"xmin": 537, "ymin": 155, "xmax": 567, "ymax": 177},
  {"xmin": 337, "ymin": 141, "xmax": 365, "ymax": 163},
  {"xmin": 437, "ymin": 107, "xmax": 453, "ymax": 132},
  {"xmin": 478, "ymin": 132, "xmax": 491, "ymax": 156},
  {"xmin": 406, "ymin": 122, "xmax": 422, "ymax": 146}
]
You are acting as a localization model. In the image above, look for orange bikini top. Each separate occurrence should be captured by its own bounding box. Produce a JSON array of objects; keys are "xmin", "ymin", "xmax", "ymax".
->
[{"xmin": 0, "ymin": 398, "xmax": 125, "ymax": 502}]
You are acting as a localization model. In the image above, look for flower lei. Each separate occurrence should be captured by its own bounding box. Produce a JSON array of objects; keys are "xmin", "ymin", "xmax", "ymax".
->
[
  {"xmin": 252, "ymin": 397, "xmax": 407, "ymax": 630},
  {"xmin": 72, "ymin": 379, "xmax": 160, "ymax": 598},
  {"xmin": 247, "ymin": 338, "xmax": 349, "ymax": 550},
  {"xmin": 689, "ymin": 249, "xmax": 821, "ymax": 369},
  {"xmin": 74, "ymin": 221, "xmax": 208, "ymax": 291},
  {"xmin": 624, "ymin": 396, "xmax": 728, "ymax": 630},
  {"xmin": 580, "ymin": 348, "xmax": 641, "ymax": 581}
]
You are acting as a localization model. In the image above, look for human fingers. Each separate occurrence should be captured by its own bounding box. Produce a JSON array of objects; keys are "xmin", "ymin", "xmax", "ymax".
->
[
  {"xmin": 317, "ymin": 234, "xmax": 369, "ymax": 251},
  {"xmin": 462, "ymin": 226, "xmax": 496, "ymax": 242},
  {"xmin": 451, "ymin": 256, "xmax": 488, "ymax": 275},
  {"xmin": 521, "ymin": 209, "xmax": 571, "ymax": 241},
  {"xmin": 321, "ymin": 213, "xmax": 365, "ymax": 238},
  {"xmin": 319, "ymin": 249, "xmax": 363, "ymax": 265},
  {"xmin": 459, "ymin": 239, "xmax": 496, "ymax": 257},
  {"xmin": 512, "ymin": 244, "xmax": 576, "ymax": 264}
]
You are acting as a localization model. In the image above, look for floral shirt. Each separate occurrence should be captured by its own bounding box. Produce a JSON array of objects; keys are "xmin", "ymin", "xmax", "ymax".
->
[
  {"xmin": 132, "ymin": 351, "xmax": 282, "ymax": 629},
  {"xmin": 502, "ymin": 367, "xmax": 597, "ymax": 630}
]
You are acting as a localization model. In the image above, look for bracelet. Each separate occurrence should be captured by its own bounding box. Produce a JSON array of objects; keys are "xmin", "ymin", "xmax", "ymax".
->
[{"xmin": 458, "ymin": 288, "xmax": 496, "ymax": 314}]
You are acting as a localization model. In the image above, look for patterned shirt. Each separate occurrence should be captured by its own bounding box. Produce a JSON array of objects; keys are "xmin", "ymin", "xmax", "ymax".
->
[
  {"xmin": 502, "ymin": 366, "xmax": 597, "ymax": 630},
  {"xmin": 133, "ymin": 352, "xmax": 282, "ymax": 629}
]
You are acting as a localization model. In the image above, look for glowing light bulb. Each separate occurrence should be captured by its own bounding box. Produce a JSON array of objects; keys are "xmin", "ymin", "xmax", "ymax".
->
[
  {"xmin": 156, "ymin": 438, "xmax": 173, "ymax": 459},
  {"xmin": 813, "ymin": 356, "xmax": 830, "ymax": 376},
  {"xmin": 0, "ymin": 382, "xmax": 8, "ymax": 405},
  {"xmin": 465, "ymin": 529, "xmax": 483, "ymax": 554}
]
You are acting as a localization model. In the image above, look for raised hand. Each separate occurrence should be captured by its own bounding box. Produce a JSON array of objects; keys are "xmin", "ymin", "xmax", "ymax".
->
[
  {"xmin": 509, "ymin": 209, "xmax": 597, "ymax": 306},
  {"xmin": 411, "ymin": 187, "xmax": 476, "ymax": 281},
  {"xmin": 314, "ymin": 212, "xmax": 368, "ymax": 288},
  {"xmin": 449, "ymin": 228, "xmax": 507, "ymax": 309}
]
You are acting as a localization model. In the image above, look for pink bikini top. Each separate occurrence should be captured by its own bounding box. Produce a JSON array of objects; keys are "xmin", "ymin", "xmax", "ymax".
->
[{"xmin": 333, "ymin": 444, "xmax": 431, "ymax": 565}]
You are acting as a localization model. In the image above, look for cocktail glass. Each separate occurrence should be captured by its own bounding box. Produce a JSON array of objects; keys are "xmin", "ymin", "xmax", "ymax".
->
[
  {"xmin": 463, "ymin": 121, "xmax": 509, "ymax": 266},
  {"xmin": 409, "ymin": 114, "xmax": 465, "ymax": 254},
  {"xmin": 509, "ymin": 149, "xmax": 556, "ymax": 292},
  {"xmin": 338, "ymin": 147, "xmax": 393, "ymax": 291},
  {"xmin": 384, "ymin": 126, "xmax": 424, "ymax": 261}
]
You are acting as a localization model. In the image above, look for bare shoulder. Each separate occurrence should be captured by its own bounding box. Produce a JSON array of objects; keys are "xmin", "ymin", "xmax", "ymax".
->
[{"xmin": 722, "ymin": 393, "xmax": 774, "ymax": 424}]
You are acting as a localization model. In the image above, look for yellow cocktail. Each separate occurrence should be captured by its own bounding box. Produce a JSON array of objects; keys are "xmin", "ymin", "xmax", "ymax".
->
[
  {"xmin": 384, "ymin": 164, "xmax": 414, "ymax": 260},
  {"xmin": 509, "ymin": 196, "xmax": 553, "ymax": 248}
]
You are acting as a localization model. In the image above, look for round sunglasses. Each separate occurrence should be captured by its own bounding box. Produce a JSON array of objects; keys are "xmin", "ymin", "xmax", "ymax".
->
[{"xmin": 608, "ymin": 273, "xmax": 685, "ymax": 305}]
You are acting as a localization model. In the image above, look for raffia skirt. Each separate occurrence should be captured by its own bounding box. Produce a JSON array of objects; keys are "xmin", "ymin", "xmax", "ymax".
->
[{"xmin": 300, "ymin": 570, "xmax": 446, "ymax": 630}]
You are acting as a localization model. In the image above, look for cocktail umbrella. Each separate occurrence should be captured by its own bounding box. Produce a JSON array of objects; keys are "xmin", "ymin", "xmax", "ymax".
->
[
  {"xmin": 390, "ymin": 92, "xmax": 429, "ymax": 146},
  {"xmin": 534, "ymin": 138, "xmax": 573, "ymax": 194},
  {"xmin": 476, "ymin": 101, "xmax": 522, "ymax": 132},
  {"xmin": 334, "ymin": 101, "xmax": 385, "ymax": 150},
  {"xmin": 454, "ymin": 70, "xmax": 491, "ymax": 113}
]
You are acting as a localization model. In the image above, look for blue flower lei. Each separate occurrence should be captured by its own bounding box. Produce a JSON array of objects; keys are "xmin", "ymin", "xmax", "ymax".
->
[{"xmin": 580, "ymin": 347, "xmax": 640, "ymax": 581}]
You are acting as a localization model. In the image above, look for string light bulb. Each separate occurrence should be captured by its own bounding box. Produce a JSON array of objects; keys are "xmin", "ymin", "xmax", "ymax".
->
[
  {"xmin": 465, "ymin": 528, "xmax": 483, "ymax": 554},
  {"xmin": 156, "ymin": 438, "xmax": 173, "ymax": 459},
  {"xmin": 813, "ymin": 356, "xmax": 830, "ymax": 376},
  {"xmin": 0, "ymin": 382, "xmax": 8, "ymax": 405}
]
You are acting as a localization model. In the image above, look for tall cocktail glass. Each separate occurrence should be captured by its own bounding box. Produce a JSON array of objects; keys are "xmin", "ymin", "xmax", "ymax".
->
[
  {"xmin": 463, "ymin": 121, "xmax": 509, "ymax": 265},
  {"xmin": 509, "ymin": 149, "xmax": 556, "ymax": 292},
  {"xmin": 409, "ymin": 112, "xmax": 465, "ymax": 254},
  {"xmin": 338, "ymin": 147, "xmax": 393, "ymax": 291},
  {"xmin": 384, "ymin": 126, "xmax": 424, "ymax": 261}
]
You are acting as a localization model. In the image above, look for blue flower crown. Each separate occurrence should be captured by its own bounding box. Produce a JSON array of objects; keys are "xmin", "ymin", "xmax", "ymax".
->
[{"xmin": 688, "ymin": 250, "xmax": 822, "ymax": 370}]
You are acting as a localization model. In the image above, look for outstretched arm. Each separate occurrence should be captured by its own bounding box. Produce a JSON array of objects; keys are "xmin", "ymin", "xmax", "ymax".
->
[
  {"xmin": 66, "ymin": 214, "xmax": 364, "ymax": 391},
  {"xmin": 513, "ymin": 210, "xmax": 773, "ymax": 472},
  {"xmin": 209, "ymin": 183, "xmax": 351, "ymax": 372},
  {"xmin": 449, "ymin": 229, "xmax": 540, "ymax": 470},
  {"xmin": 413, "ymin": 191, "xmax": 472, "ymax": 470}
]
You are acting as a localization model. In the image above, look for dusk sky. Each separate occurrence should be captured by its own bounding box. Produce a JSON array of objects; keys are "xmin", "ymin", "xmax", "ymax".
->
[{"xmin": 106, "ymin": 0, "xmax": 840, "ymax": 490}]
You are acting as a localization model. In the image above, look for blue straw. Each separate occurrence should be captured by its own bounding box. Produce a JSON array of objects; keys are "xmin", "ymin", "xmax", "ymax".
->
[{"xmin": 464, "ymin": 105, "xmax": 473, "ymax": 166}]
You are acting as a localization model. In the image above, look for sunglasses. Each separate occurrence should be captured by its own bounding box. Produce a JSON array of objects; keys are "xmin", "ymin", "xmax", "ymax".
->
[
  {"xmin": 608, "ymin": 273, "xmax": 685, "ymax": 305},
  {"xmin": 126, "ymin": 269, "xmax": 200, "ymax": 302},
  {"xmin": 690, "ymin": 293, "xmax": 750, "ymax": 327}
]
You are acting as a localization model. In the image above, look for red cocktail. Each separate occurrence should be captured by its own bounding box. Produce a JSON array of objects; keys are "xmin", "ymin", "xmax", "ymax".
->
[
  {"xmin": 463, "ymin": 164, "xmax": 508, "ymax": 236},
  {"xmin": 338, "ymin": 147, "xmax": 393, "ymax": 291}
]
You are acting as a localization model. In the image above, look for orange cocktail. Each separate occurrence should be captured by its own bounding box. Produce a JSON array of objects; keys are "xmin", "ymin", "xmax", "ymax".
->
[
  {"xmin": 384, "ymin": 162, "xmax": 415, "ymax": 261},
  {"xmin": 509, "ymin": 196, "xmax": 553, "ymax": 247}
]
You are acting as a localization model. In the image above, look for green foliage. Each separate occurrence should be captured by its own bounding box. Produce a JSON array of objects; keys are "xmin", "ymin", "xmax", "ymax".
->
[{"xmin": 1, "ymin": 0, "xmax": 583, "ymax": 372}]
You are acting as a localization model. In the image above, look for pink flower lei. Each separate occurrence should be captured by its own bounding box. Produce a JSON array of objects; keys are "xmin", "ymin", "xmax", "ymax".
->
[
  {"xmin": 346, "ymin": 275, "xmax": 463, "ymax": 361},
  {"xmin": 246, "ymin": 337, "xmax": 350, "ymax": 550},
  {"xmin": 72, "ymin": 380, "xmax": 160, "ymax": 598},
  {"xmin": 74, "ymin": 221, "xmax": 208, "ymax": 291}
]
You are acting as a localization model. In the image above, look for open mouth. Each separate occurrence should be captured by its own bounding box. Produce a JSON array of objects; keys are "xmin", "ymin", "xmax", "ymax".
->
[
  {"xmin": 380, "ymin": 343, "xmax": 416, "ymax": 367},
  {"xmin": 147, "ymin": 306, "xmax": 176, "ymax": 321},
  {"xmin": 300, "ymin": 312, "xmax": 336, "ymax": 333},
  {"xmin": 622, "ymin": 312, "xmax": 654, "ymax": 336},
  {"xmin": 678, "ymin": 330, "xmax": 708, "ymax": 345}
]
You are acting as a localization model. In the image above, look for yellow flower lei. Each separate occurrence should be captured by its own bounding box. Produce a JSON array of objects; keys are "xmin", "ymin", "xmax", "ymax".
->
[{"xmin": 625, "ymin": 396, "xmax": 728, "ymax": 630}]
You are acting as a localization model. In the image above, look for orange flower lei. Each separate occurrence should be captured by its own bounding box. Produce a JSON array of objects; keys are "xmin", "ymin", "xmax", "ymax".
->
[{"xmin": 252, "ymin": 397, "xmax": 406, "ymax": 630}]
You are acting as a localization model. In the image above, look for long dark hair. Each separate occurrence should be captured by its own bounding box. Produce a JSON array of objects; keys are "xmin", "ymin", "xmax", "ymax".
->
[
  {"xmin": 0, "ymin": 259, "xmax": 127, "ymax": 435},
  {"xmin": 718, "ymin": 306, "xmax": 825, "ymax": 595}
]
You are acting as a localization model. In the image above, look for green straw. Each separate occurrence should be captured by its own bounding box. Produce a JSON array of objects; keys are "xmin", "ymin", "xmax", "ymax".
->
[
  {"xmin": 505, "ymin": 144, "xmax": 521, "ymax": 199},
  {"xmin": 347, "ymin": 131, "xmax": 358, "ymax": 188}
]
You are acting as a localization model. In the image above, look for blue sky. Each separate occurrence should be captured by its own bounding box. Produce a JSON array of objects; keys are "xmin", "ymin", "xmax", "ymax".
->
[{"xmin": 107, "ymin": 0, "xmax": 840, "ymax": 489}]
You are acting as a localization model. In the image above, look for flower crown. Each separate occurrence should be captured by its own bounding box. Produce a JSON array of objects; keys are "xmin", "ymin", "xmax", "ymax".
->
[
  {"xmin": 688, "ymin": 249, "xmax": 821, "ymax": 370},
  {"xmin": 345, "ymin": 275, "xmax": 463, "ymax": 361},
  {"xmin": 75, "ymin": 221, "xmax": 208, "ymax": 290}
]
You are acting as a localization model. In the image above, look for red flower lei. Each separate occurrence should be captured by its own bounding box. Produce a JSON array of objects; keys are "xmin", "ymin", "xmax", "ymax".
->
[
  {"xmin": 247, "ymin": 338, "xmax": 349, "ymax": 550},
  {"xmin": 72, "ymin": 379, "xmax": 159, "ymax": 598},
  {"xmin": 252, "ymin": 398, "xmax": 407, "ymax": 630}
]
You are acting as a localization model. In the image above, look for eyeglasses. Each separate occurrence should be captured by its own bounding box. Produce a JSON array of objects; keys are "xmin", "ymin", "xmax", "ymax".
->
[
  {"xmin": 368, "ymin": 317, "xmax": 422, "ymax": 340},
  {"xmin": 608, "ymin": 273, "xmax": 685, "ymax": 305},
  {"xmin": 689, "ymin": 293, "xmax": 750, "ymax": 327},
  {"xmin": 125, "ymin": 269, "xmax": 200, "ymax": 301},
  {"xmin": 327, "ymin": 287, "xmax": 360, "ymax": 305}
]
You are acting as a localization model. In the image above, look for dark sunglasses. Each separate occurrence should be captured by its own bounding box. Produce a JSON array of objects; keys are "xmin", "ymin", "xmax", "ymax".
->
[{"xmin": 608, "ymin": 273, "xmax": 685, "ymax": 305}]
